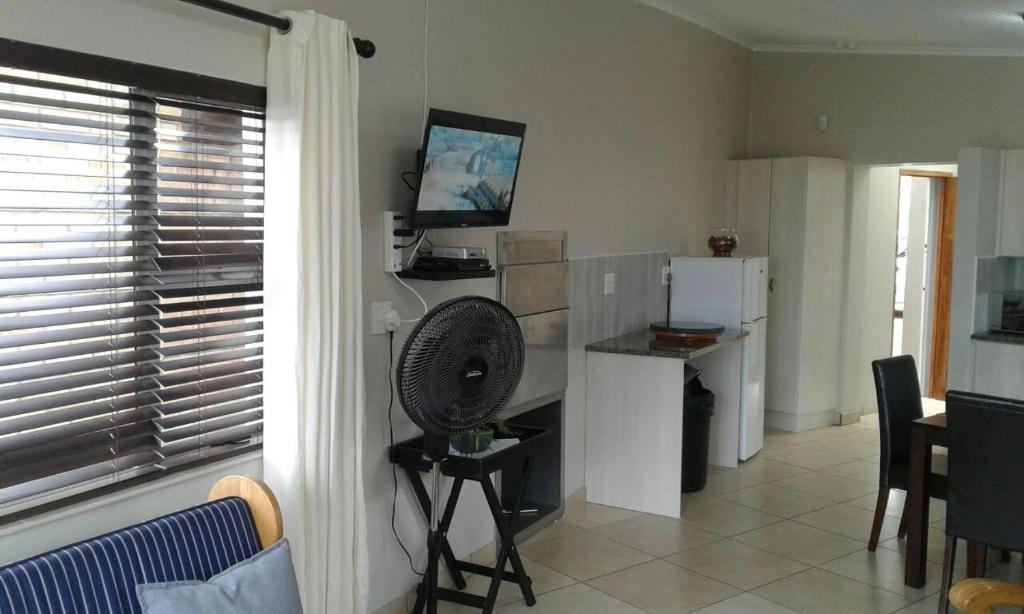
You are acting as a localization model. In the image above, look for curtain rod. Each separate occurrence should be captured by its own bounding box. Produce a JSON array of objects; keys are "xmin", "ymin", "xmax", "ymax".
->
[{"xmin": 177, "ymin": 0, "xmax": 376, "ymax": 58}]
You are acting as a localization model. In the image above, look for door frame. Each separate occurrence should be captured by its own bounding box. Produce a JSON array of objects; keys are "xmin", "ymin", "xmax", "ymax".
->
[{"xmin": 898, "ymin": 170, "xmax": 957, "ymax": 398}]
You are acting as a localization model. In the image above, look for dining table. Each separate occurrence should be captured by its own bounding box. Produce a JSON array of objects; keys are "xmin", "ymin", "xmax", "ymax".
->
[{"xmin": 904, "ymin": 412, "xmax": 948, "ymax": 588}]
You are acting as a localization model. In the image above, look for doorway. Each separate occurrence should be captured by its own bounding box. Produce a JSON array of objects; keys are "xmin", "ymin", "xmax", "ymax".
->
[{"xmin": 889, "ymin": 170, "xmax": 957, "ymax": 398}]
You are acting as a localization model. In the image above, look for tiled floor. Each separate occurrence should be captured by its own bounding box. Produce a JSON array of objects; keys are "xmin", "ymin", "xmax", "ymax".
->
[{"xmin": 440, "ymin": 407, "xmax": 1024, "ymax": 613}]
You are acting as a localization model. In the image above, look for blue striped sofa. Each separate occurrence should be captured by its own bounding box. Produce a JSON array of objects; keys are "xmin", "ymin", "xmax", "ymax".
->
[{"xmin": 0, "ymin": 476, "xmax": 281, "ymax": 614}]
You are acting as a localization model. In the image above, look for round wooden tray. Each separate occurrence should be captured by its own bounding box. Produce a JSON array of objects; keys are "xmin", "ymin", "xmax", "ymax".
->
[{"xmin": 649, "ymin": 321, "xmax": 725, "ymax": 343}]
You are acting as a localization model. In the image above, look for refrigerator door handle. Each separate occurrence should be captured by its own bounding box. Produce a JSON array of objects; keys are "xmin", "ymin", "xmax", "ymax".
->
[{"xmin": 768, "ymin": 277, "xmax": 774, "ymax": 292}]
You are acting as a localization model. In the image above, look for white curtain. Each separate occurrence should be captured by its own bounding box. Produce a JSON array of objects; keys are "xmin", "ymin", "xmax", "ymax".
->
[{"xmin": 264, "ymin": 10, "xmax": 368, "ymax": 614}]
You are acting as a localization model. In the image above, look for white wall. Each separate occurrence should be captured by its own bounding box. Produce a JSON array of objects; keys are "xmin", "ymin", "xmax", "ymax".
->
[
  {"xmin": 0, "ymin": 1, "xmax": 753, "ymax": 609},
  {"xmin": 749, "ymin": 52, "xmax": 1024, "ymax": 164}
]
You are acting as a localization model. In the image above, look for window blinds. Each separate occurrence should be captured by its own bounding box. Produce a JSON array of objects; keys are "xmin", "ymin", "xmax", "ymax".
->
[{"xmin": 0, "ymin": 66, "xmax": 264, "ymax": 513}]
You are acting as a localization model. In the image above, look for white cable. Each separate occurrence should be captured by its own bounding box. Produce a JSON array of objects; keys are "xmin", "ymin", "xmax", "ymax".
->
[
  {"xmin": 405, "ymin": 229, "xmax": 427, "ymax": 268},
  {"xmin": 391, "ymin": 271, "xmax": 429, "ymax": 322},
  {"xmin": 422, "ymin": 0, "xmax": 430, "ymax": 131}
]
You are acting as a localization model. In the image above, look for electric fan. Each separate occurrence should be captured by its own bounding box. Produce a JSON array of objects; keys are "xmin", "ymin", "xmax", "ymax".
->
[{"xmin": 397, "ymin": 296, "xmax": 525, "ymax": 613}]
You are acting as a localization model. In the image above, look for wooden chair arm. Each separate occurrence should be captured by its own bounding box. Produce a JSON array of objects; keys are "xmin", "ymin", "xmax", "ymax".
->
[
  {"xmin": 949, "ymin": 578, "xmax": 1024, "ymax": 613},
  {"xmin": 208, "ymin": 475, "xmax": 283, "ymax": 549}
]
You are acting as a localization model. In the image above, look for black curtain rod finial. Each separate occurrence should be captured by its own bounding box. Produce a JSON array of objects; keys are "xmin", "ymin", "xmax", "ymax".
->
[{"xmin": 353, "ymin": 38, "xmax": 376, "ymax": 59}]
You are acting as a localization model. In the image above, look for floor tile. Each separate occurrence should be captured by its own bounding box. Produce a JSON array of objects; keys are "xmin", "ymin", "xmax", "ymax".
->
[
  {"xmin": 762, "ymin": 444, "xmax": 861, "ymax": 469},
  {"xmin": 680, "ymin": 496, "xmax": 783, "ymax": 536},
  {"xmin": 734, "ymin": 520, "xmax": 866, "ymax": 565},
  {"xmin": 666, "ymin": 538, "xmax": 809, "ymax": 590},
  {"xmin": 587, "ymin": 559, "xmax": 739, "ymax": 614},
  {"xmin": 771, "ymin": 471, "xmax": 879, "ymax": 502},
  {"xmin": 892, "ymin": 593, "xmax": 955, "ymax": 614},
  {"xmin": 702, "ymin": 469, "xmax": 766, "ymax": 495},
  {"xmin": 820, "ymin": 546, "xmax": 944, "ymax": 599},
  {"xmin": 844, "ymin": 428, "xmax": 887, "ymax": 445},
  {"xmin": 820, "ymin": 459, "xmax": 883, "ymax": 484},
  {"xmin": 495, "ymin": 583, "xmax": 644, "ymax": 614},
  {"xmin": 720, "ymin": 484, "xmax": 834, "ymax": 518},
  {"xmin": 879, "ymin": 526, "xmax": 966, "ymax": 568},
  {"xmin": 735, "ymin": 456, "xmax": 810, "ymax": 482},
  {"xmin": 453, "ymin": 557, "xmax": 576, "ymax": 609},
  {"xmin": 518, "ymin": 531, "xmax": 652, "ymax": 581},
  {"xmin": 690, "ymin": 593, "xmax": 801, "ymax": 614},
  {"xmin": 591, "ymin": 513, "xmax": 721, "ymax": 557},
  {"xmin": 802, "ymin": 437, "xmax": 881, "ymax": 459},
  {"xmin": 761, "ymin": 437, "xmax": 800, "ymax": 453},
  {"xmin": 763, "ymin": 427, "xmax": 836, "ymax": 445},
  {"xmin": 752, "ymin": 568, "xmax": 911, "ymax": 614},
  {"xmin": 562, "ymin": 499, "xmax": 642, "ymax": 529},
  {"xmin": 519, "ymin": 520, "xmax": 582, "ymax": 546},
  {"xmin": 847, "ymin": 489, "xmax": 907, "ymax": 518},
  {"xmin": 793, "ymin": 503, "xmax": 900, "ymax": 542}
]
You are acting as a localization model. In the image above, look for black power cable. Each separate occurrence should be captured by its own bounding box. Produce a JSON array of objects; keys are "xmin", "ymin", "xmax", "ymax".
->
[
  {"xmin": 388, "ymin": 331, "xmax": 423, "ymax": 577},
  {"xmin": 394, "ymin": 229, "xmax": 424, "ymax": 249}
]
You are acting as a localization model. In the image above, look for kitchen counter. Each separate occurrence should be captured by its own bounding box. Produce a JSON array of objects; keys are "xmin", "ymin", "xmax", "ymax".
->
[
  {"xmin": 972, "ymin": 331, "xmax": 1024, "ymax": 346},
  {"xmin": 583, "ymin": 326, "xmax": 748, "ymax": 518},
  {"xmin": 586, "ymin": 329, "xmax": 748, "ymax": 360}
]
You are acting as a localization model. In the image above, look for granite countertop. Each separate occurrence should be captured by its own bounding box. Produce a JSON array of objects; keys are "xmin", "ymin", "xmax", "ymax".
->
[
  {"xmin": 972, "ymin": 331, "xmax": 1024, "ymax": 346},
  {"xmin": 585, "ymin": 328, "xmax": 748, "ymax": 360}
]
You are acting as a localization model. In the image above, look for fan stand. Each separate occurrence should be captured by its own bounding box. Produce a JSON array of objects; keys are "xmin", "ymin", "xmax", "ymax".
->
[
  {"xmin": 424, "ymin": 462, "xmax": 442, "ymax": 614},
  {"xmin": 391, "ymin": 428, "xmax": 548, "ymax": 614},
  {"xmin": 411, "ymin": 458, "xmax": 536, "ymax": 614}
]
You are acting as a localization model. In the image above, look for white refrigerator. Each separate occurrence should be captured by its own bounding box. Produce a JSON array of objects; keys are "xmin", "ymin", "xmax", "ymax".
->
[{"xmin": 669, "ymin": 256, "xmax": 768, "ymax": 460}]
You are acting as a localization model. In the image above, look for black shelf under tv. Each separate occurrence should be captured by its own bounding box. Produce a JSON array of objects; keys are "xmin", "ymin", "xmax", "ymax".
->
[{"xmin": 396, "ymin": 269, "xmax": 496, "ymax": 281}]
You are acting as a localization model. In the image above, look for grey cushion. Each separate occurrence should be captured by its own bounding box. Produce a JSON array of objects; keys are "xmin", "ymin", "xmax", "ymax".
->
[{"xmin": 136, "ymin": 538, "xmax": 303, "ymax": 614}]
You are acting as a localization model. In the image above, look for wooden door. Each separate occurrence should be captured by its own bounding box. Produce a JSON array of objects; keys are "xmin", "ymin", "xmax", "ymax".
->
[{"xmin": 927, "ymin": 177, "xmax": 957, "ymax": 398}]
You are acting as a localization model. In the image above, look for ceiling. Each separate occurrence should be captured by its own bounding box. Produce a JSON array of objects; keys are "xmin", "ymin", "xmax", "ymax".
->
[{"xmin": 638, "ymin": 0, "xmax": 1024, "ymax": 55}]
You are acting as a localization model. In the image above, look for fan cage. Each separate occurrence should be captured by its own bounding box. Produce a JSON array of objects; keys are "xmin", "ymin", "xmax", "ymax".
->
[{"xmin": 397, "ymin": 296, "xmax": 525, "ymax": 436}]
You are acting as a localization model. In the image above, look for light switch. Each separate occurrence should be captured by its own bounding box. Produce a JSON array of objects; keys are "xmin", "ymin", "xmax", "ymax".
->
[{"xmin": 603, "ymin": 272, "xmax": 615, "ymax": 296}]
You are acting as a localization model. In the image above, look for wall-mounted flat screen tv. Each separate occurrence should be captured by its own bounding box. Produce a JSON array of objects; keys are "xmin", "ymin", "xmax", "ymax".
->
[{"xmin": 409, "ymin": 109, "xmax": 526, "ymax": 228}]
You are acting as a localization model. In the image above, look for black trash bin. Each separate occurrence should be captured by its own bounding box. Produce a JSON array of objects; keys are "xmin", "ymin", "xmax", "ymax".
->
[{"xmin": 682, "ymin": 365, "xmax": 715, "ymax": 493}]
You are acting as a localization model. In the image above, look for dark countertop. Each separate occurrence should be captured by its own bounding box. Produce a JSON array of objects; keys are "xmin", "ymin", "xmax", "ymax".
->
[
  {"xmin": 972, "ymin": 331, "xmax": 1024, "ymax": 346},
  {"xmin": 585, "ymin": 328, "xmax": 748, "ymax": 360}
]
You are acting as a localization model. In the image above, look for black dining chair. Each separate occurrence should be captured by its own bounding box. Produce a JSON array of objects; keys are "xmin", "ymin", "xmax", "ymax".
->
[
  {"xmin": 868, "ymin": 355, "xmax": 947, "ymax": 551},
  {"xmin": 938, "ymin": 391, "xmax": 1024, "ymax": 613}
]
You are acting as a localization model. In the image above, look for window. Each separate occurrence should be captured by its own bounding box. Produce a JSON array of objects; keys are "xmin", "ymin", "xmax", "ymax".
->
[{"xmin": 0, "ymin": 43, "xmax": 265, "ymax": 519}]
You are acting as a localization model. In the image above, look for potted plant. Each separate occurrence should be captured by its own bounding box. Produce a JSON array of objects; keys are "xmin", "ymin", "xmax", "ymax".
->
[{"xmin": 451, "ymin": 418, "xmax": 516, "ymax": 453}]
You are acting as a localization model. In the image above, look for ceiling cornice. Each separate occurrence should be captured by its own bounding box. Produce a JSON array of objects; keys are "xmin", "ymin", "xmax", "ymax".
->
[
  {"xmin": 633, "ymin": 0, "xmax": 753, "ymax": 48},
  {"xmin": 753, "ymin": 44, "xmax": 1024, "ymax": 58},
  {"xmin": 633, "ymin": 1, "xmax": 1024, "ymax": 58}
]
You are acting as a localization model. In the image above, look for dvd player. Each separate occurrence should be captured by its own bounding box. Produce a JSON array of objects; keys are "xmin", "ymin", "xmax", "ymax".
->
[
  {"xmin": 412, "ymin": 256, "xmax": 491, "ymax": 272},
  {"xmin": 430, "ymin": 246, "xmax": 487, "ymax": 260}
]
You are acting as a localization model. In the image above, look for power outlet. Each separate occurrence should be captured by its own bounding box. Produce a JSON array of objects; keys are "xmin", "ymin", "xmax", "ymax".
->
[
  {"xmin": 370, "ymin": 301, "xmax": 393, "ymax": 335},
  {"xmin": 603, "ymin": 272, "xmax": 615, "ymax": 296},
  {"xmin": 382, "ymin": 211, "xmax": 405, "ymax": 273},
  {"xmin": 661, "ymin": 266, "xmax": 671, "ymax": 286}
]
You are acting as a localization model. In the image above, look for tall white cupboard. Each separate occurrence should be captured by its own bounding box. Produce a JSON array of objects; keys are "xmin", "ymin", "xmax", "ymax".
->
[{"xmin": 726, "ymin": 157, "xmax": 848, "ymax": 432}]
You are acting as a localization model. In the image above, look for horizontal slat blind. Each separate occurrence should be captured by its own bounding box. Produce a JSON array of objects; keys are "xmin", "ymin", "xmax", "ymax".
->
[{"xmin": 0, "ymin": 66, "xmax": 263, "ymax": 514}]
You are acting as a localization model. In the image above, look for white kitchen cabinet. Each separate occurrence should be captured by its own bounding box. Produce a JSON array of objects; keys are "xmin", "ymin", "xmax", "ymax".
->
[
  {"xmin": 728, "ymin": 157, "xmax": 848, "ymax": 431},
  {"xmin": 997, "ymin": 150, "xmax": 1024, "ymax": 257},
  {"xmin": 973, "ymin": 340, "xmax": 1024, "ymax": 400}
]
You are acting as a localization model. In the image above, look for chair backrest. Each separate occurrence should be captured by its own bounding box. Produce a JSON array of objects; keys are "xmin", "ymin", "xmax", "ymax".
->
[
  {"xmin": 871, "ymin": 355, "xmax": 924, "ymax": 488},
  {"xmin": 0, "ymin": 497, "xmax": 261, "ymax": 614},
  {"xmin": 946, "ymin": 390, "xmax": 1024, "ymax": 552}
]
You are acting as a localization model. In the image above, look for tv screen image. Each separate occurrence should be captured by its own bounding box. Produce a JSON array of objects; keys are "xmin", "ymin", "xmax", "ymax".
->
[
  {"xmin": 410, "ymin": 110, "xmax": 526, "ymax": 228},
  {"xmin": 420, "ymin": 125, "xmax": 522, "ymax": 213}
]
